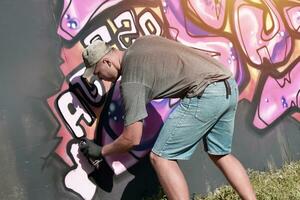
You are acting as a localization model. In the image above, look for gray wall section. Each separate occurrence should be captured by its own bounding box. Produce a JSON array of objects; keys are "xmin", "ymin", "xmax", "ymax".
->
[
  {"xmin": 0, "ymin": 0, "xmax": 63, "ymax": 199},
  {"xmin": 1, "ymin": 0, "xmax": 300, "ymax": 200}
]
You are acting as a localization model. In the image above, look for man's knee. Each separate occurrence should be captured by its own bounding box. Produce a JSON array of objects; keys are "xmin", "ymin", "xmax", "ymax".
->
[{"xmin": 149, "ymin": 151, "xmax": 160, "ymax": 166}]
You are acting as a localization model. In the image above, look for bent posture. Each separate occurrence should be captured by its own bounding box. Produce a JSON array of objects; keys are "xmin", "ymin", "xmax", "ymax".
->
[{"xmin": 79, "ymin": 36, "xmax": 256, "ymax": 200}]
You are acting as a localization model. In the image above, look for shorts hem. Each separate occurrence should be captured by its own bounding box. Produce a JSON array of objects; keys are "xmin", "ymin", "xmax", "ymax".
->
[
  {"xmin": 206, "ymin": 150, "xmax": 231, "ymax": 155},
  {"xmin": 151, "ymin": 150, "xmax": 191, "ymax": 160}
]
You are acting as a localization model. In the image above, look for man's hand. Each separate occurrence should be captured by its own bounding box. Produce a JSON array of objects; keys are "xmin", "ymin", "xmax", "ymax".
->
[{"xmin": 79, "ymin": 138, "xmax": 102, "ymax": 159}]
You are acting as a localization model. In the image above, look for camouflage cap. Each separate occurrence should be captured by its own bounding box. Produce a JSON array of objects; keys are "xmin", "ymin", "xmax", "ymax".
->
[{"xmin": 82, "ymin": 40, "xmax": 113, "ymax": 82}]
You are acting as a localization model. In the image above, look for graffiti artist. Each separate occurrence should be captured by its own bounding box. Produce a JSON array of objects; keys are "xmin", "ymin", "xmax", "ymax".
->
[{"xmin": 79, "ymin": 36, "xmax": 257, "ymax": 200}]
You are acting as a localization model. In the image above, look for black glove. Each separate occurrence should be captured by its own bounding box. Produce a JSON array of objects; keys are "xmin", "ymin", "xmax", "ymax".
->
[{"xmin": 79, "ymin": 138, "xmax": 103, "ymax": 159}]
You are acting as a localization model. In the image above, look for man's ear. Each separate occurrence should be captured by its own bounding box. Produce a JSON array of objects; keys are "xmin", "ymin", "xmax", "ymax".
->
[{"xmin": 102, "ymin": 57, "xmax": 111, "ymax": 67}]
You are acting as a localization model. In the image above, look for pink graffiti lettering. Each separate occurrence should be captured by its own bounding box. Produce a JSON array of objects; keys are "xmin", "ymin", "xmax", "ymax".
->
[
  {"xmin": 187, "ymin": 0, "xmax": 227, "ymax": 30},
  {"xmin": 164, "ymin": 0, "xmax": 244, "ymax": 84},
  {"xmin": 284, "ymin": 5, "xmax": 300, "ymax": 33},
  {"xmin": 57, "ymin": 0, "xmax": 123, "ymax": 40},
  {"xmin": 233, "ymin": 0, "xmax": 292, "ymax": 66},
  {"xmin": 253, "ymin": 60, "xmax": 300, "ymax": 129},
  {"xmin": 49, "ymin": 1, "xmax": 300, "ymax": 198}
]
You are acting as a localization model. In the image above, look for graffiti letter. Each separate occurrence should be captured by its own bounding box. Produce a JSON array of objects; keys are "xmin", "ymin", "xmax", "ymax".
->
[
  {"xmin": 114, "ymin": 11, "xmax": 138, "ymax": 48},
  {"xmin": 139, "ymin": 11, "xmax": 162, "ymax": 35},
  {"xmin": 57, "ymin": 91, "xmax": 93, "ymax": 138},
  {"xmin": 83, "ymin": 25, "xmax": 112, "ymax": 46},
  {"xmin": 69, "ymin": 68, "xmax": 106, "ymax": 106}
]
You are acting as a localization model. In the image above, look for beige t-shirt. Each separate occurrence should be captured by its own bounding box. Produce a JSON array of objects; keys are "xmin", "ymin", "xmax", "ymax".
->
[{"xmin": 120, "ymin": 35, "xmax": 232, "ymax": 126}]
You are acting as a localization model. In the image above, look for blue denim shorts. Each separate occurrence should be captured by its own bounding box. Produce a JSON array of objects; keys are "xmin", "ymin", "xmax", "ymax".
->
[{"xmin": 152, "ymin": 77, "xmax": 239, "ymax": 160}]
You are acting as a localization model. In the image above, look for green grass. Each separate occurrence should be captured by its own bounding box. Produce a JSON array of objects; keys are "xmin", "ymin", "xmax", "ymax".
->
[{"xmin": 146, "ymin": 160, "xmax": 300, "ymax": 200}]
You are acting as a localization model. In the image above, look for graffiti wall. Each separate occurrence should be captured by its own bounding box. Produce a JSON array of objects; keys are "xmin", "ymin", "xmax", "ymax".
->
[
  {"xmin": 0, "ymin": 0, "xmax": 300, "ymax": 199},
  {"xmin": 47, "ymin": 0, "xmax": 300, "ymax": 198}
]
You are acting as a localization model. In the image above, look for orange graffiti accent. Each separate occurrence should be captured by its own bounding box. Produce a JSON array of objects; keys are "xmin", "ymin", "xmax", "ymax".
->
[
  {"xmin": 60, "ymin": 42, "xmax": 84, "ymax": 76},
  {"xmin": 292, "ymin": 113, "xmax": 300, "ymax": 122},
  {"xmin": 47, "ymin": 81, "xmax": 74, "ymax": 166}
]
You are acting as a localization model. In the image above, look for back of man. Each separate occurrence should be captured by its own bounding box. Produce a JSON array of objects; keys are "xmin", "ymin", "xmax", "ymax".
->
[{"xmin": 120, "ymin": 35, "xmax": 232, "ymax": 126}]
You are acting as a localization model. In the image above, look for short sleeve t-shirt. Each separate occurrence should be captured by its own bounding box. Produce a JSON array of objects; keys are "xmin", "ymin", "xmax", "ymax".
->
[{"xmin": 120, "ymin": 35, "xmax": 232, "ymax": 126}]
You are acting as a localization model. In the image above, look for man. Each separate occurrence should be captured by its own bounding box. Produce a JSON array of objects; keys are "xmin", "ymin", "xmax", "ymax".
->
[{"xmin": 79, "ymin": 36, "xmax": 256, "ymax": 200}]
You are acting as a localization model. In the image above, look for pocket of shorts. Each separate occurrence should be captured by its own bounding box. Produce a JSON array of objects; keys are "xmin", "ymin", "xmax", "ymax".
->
[{"xmin": 194, "ymin": 96, "xmax": 225, "ymax": 123}]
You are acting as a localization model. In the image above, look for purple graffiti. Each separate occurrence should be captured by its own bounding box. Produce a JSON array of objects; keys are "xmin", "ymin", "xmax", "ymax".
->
[
  {"xmin": 101, "ymin": 81, "xmax": 179, "ymax": 174},
  {"xmin": 57, "ymin": 0, "xmax": 123, "ymax": 40},
  {"xmin": 284, "ymin": 5, "xmax": 300, "ymax": 33},
  {"xmin": 54, "ymin": 0, "xmax": 300, "ymax": 175},
  {"xmin": 233, "ymin": 0, "xmax": 292, "ymax": 66},
  {"xmin": 187, "ymin": 0, "xmax": 227, "ymax": 30},
  {"xmin": 163, "ymin": 0, "xmax": 244, "ymax": 85},
  {"xmin": 51, "ymin": 0, "xmax": 300, "ymax": 198},
  {"xmin": 253, "ymin": 60, "xmax": 300, "ymax": 129}
]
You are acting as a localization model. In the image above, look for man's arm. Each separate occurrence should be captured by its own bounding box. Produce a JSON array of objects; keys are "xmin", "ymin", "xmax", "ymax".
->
[{"xmin": 101, "ymin": 121, "xmax": 143, "ymax": 156}]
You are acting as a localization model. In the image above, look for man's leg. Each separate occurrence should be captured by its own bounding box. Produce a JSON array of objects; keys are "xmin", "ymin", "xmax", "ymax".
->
[
  {"xmin": 209, "ymin": 153, "xmax": 256, "ymax": 200},
  {"xmin": 150, "ymin": 152, "xmax": 189, "ymax": 200}
]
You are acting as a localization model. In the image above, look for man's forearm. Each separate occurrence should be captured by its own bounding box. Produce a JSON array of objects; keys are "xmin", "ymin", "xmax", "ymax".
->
[
  {"xmin": 101, "ymin": 121, "xmax": 143, "ymax": 157},
  {"xmin": 101, "ymin": 134, "xmax": 135, "ymax": 156}
]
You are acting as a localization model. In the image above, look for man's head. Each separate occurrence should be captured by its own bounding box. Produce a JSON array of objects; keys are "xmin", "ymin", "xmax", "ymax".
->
[{"xmin": 82, "ymin": 40, "xmax": 122, "ymax": 82}]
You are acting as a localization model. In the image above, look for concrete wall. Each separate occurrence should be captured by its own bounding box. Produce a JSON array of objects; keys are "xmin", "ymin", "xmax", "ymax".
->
[{"xmin": 1, "ymin": 0, "xmax": 300, "ymax": 199}]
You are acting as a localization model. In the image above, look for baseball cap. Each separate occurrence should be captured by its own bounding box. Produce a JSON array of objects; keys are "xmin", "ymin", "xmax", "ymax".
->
[{"xmin": 82, "ymin": 40, "xmax": 113, "ymax": 82}]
